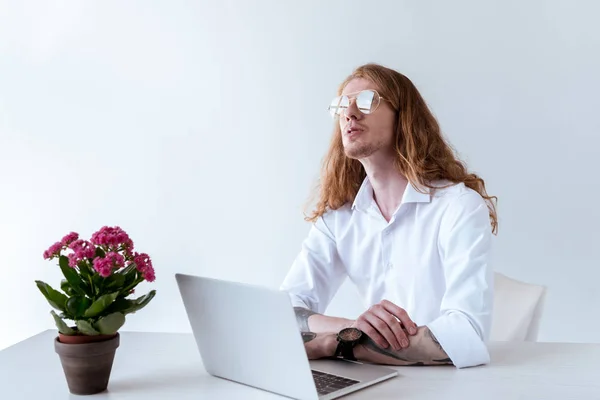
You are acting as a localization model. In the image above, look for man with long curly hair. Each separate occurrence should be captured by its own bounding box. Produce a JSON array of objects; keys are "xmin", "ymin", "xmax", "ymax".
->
[{"xmin": 280, "ymin": 63, "xmax": 498, "ymax": 369}]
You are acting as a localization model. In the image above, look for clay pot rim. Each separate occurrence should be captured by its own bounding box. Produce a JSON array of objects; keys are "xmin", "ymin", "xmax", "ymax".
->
[
  {"xmin": 57, "ymin": 331, "xmax": 117, "ymax": 340},
  {"xmin": 57, "ymin": 326, "xmax": 119, "ymax": 344},
  {"xmin": 55, "ymin": 332, "xmax": 120, "ymax": 357}
]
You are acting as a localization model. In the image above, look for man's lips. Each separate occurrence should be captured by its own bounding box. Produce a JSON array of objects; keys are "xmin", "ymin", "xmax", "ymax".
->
[{"xmin": 344, "ymin": 125, "xmax": 364, "ymax": 137}]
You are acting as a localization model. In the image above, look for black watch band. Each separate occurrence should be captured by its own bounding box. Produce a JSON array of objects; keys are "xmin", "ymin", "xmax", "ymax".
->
[{"xmin": 334, "ymin": 340, "xmax": 357, "ymax": 361}]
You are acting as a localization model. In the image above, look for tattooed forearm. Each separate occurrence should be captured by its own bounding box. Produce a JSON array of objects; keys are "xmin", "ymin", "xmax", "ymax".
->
[
  {"xmin": 424, "ymin": 330, "xmax": 453, "ymax": 363},
  {"xmin": 301, "ymin": 332, "xmax": 317, "ymax": 343},
  {"xmin": 355, "ymin": 326, "xmax": 453, "ymax": 366},
  {"xmin": 302, "ymin": 332, "xmax": 338, "ymax": 360},
  {"xmin": 294, "ymin": 307, "xmax": 318, "ymax": 332},
  {"xmin": 425, "ymin": 327, "xmax": 444, "ymax": 352},
  {"xmin": 362, "ymin": 336, "xmax": 412, "ymax": 362}
]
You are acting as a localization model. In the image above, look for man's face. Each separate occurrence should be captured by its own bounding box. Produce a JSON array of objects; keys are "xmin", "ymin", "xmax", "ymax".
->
[{"xmin": 338, "ymin": 78, "xmax": 396, "ymax": 160}]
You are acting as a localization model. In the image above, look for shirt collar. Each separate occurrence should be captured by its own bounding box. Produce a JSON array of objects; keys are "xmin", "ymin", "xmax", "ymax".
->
[
  {"xmin": 351, "ymin": 177, "xmax": 431, "ymax": 211},
  {"xmin": 402, "ymin": 181, "xmax": 432, "ymax": 204}
]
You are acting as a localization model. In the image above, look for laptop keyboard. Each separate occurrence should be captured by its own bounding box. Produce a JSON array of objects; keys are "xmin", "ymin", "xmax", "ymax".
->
[{"xmin": 312, "ymin": 369, "xmax": 359, "ymax": 396}]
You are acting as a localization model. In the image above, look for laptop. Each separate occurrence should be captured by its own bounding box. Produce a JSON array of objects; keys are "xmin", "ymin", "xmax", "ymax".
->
[{"xmin": 175, "ymin": 273, "xmax": 398, "ymax": 400}]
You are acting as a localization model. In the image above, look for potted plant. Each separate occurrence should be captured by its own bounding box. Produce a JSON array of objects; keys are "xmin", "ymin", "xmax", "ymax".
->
[{"xmin": 36, "ymin": 226, "xmax": 156, "ymax": 395}]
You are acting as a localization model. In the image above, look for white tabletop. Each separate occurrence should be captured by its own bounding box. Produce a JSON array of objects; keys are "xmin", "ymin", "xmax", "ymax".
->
[{"xmin": 1, "ymin": 330, "xmax": 599, "ymax": 399}]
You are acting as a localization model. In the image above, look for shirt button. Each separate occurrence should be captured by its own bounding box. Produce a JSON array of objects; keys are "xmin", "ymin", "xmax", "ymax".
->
[{"xmin": 387, "ymin": 262, "xmax": 393, "ymax": 269}]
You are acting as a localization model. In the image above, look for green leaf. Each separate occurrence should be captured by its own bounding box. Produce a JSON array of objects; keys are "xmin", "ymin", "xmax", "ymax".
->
[
  {"xmin": 35, "ymin": 281, "xmax": 68, "ymax": 311},
  {"xmin": 59, "ymin": 256, "xmax": 87, "ymax": 297},
  {"xmin": 80, "ymin": 280, "xmax": 94, "ymax": 298},
  {"xmin": 76, "ymin": 320, "xmax": 99, "ymax": 335},
  {"xmin": 129, "ymin": 290, "xmax": 156, "ymax": 313},
  {"xmin": 94, "ymin": 312, "xmax": 125, "ymax": 335},
  {"xmin": 83, "ymin": 292, "xmax": 119, "ymax": 318},
  {"xmin": 122, "ymin": 266, "xmax": 138, "ymax": 284},
  {"xmin": 60, "ymin": 279, "xmax": 75, "ymax": 296},
  {"xmin": 104, "ymin": 273, "xmax": 125, "ymax": 291},
  {"xmin": 95, "ymin": 247, "xmax": 106, "ymax": 258},
  {"xmin": 119, "ymin": 262, "xmax": 137, "ymax": 276},
  {"xmin": 104, "ymin": 297, "xmax": 132, "ymax": 314},
  {"xmin": 89, "ymin": 274, "xmax": 104, "ymax": 296},
  {"xmin": 76, "ymin": 263, "xmax": 96, "ymax": 295},
  {"xmin": 66, "ymin": 296, "xmax": 92, "ymax": 318},
  {"xmin": 58, "ymin": 254, "xmax": 70, "ymax": 269},
  {"xmin": 105, "ymin": 290, "xmax": 156, "ymax": 315},
  {"xmin": 51, "ymin": 310, "xmax": 75, "ymax": 335},
  {"xmin": 78, "ymin": 261, "xmax": 94, "ymax": 278},
  {"xmin": 120, "ymin": 268, "xmax": 143, "ymax": 295}
]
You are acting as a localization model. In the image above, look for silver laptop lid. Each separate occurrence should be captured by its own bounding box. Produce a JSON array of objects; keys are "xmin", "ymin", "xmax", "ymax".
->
[{"xmin": 175, "ymin": 273, "xmax": 319, "ymax": 400}]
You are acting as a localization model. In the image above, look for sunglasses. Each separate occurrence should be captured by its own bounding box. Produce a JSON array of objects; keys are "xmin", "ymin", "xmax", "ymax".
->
[{"xmin": 328, "ymin": 89, "xmax": 387, "ymax": 118}]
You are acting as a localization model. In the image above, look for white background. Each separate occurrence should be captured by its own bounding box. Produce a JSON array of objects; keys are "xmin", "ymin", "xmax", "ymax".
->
[{"xmin": 1, "ymin": 0, "xmax": 599, "ymax": 351}]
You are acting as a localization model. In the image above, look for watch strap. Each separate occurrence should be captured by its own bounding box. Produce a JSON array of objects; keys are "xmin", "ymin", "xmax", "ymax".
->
[{"xmin": 334, "ymin": 339, "xmax": 357, "ymax": 361}]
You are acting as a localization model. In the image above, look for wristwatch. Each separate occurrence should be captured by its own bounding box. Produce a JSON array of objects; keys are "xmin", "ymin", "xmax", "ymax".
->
[{"xmin": 334, "ymin": 327, "xmax": 364, "ymax": 361}]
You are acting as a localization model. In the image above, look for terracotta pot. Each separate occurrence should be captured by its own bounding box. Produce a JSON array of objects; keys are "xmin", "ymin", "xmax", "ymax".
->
[{"xmin": 54, "ymin": 332, "xmax": 120, "ymax": 395}]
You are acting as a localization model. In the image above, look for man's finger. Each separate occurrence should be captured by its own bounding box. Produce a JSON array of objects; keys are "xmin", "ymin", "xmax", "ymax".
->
[
  {"xmin": 363, "ymin": 313, "xmax": 401, "ymax": 350},
  {"xmin": 371, "ymin": 306, "xmax": 409, "ymax": 348},
  {"xmin": 381, "ymin": 300, "xmax": 418, "ymax": 335},
  {"xmin": 355, "ymin": 319, "xmax": 389, "ymax": 349}
]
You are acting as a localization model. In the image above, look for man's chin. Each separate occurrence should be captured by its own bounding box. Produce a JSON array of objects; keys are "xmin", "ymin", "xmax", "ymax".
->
[
  {"xmin": 344, "ymin": 145, "xmax": 374, "ymax": 160},
  {"xmin": 344, "ymin": 152, "xmax": 361, "ymax": 160}
]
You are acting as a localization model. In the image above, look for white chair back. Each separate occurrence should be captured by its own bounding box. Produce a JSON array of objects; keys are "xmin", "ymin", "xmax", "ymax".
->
[{"xmin": 491, "ymin": 272, "xmax": 547, "ymax": 342}]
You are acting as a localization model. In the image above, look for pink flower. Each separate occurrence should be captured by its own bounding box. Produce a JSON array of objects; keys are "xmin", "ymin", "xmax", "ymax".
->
[
  {"xmin": 43, "ymin": 232, "xmax": 81, "ymax": 259},
  {"xmin": 69, "ymin": 239, "xmax": 96, "ymax": 259},
  {"xmin": 43, "ymin": 242, "xmax": 63, "ymax": 260},
  {"xmin": 107, "ymin": 252, "xmax": 125, "ymax": 269},
  {"xmin": 132, "ymin": 252, "xmax": 156, "ymax": 282},
  {"xmin": 61, "ymin": 240, "xmax": 97, "ymax": 268},
  {"xmin": 91, "ymin": 226, "xmax": 134, "ymax": 253},
  {"xmin": 60, "ymin": 232, "xmax": 79, "ymax": 247},
  {"xmin": 144, "ymin": 268, "xmax": 156, "ymax": 282},
  {"xmin": 67, "ymin": 253, "xmax": 78, "ymax": 267},
  {"xmin": 93, "ymin": 257, "xmax": 112, "ymax": 277},
  {"xmin": 93, "ymin": 252, "xmax": 125, "ymax": 277}
]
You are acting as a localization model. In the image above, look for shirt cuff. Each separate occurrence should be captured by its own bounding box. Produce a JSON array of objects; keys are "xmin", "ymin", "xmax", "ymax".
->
[{"xmin": 427, "ymin": 312, "xmax": 490, "ymax": 369}]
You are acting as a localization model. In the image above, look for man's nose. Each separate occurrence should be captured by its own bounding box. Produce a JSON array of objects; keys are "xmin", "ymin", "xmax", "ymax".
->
[{"xmin": 344, "ymin": 99, "xmax": 362, "ymax": 121}]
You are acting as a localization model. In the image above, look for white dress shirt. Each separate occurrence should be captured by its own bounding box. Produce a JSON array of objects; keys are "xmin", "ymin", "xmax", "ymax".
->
[{"xmin": 280, "ymin": 177, "xmax": 494, "ymax": 369}]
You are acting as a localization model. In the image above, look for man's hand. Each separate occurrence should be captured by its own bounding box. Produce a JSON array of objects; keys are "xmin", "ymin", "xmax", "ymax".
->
[{"xmin": 351, "ymin": 300, "xmax": 418, "ymax": 351}]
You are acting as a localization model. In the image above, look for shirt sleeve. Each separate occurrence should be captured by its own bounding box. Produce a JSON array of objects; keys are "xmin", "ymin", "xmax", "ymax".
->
[
  {"xmin": 279, "ymin": 215, "xmax": 347, "ymax": 314},
  {"xmin": 427, "ymin": 191, "xmax": 494, "ymax": 369}
]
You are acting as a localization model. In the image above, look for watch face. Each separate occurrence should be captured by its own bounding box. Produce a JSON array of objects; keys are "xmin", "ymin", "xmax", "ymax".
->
[{"xmin": 339, "ymin": 328, "xmax": 362, "ymax": 341}]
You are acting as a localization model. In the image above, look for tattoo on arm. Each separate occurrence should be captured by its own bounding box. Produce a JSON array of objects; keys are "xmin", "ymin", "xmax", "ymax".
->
[
  {"xmin": 360, "ymin": 327, "xmax": 453, "ymax": 366},
  {"xmin": 301, "ymin": 332, "xmax": 317, "ymax": 343},
  {"xmin": 362, "ymin": 336, "xmax": 412, "ymax": 362},
  {"xmin": 425, "ymin": 327, "xmax": 444, "ymax": 352},
  {"xmin": 294, "ymin": 307, "xmax": 317, "ymax": 332}
]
